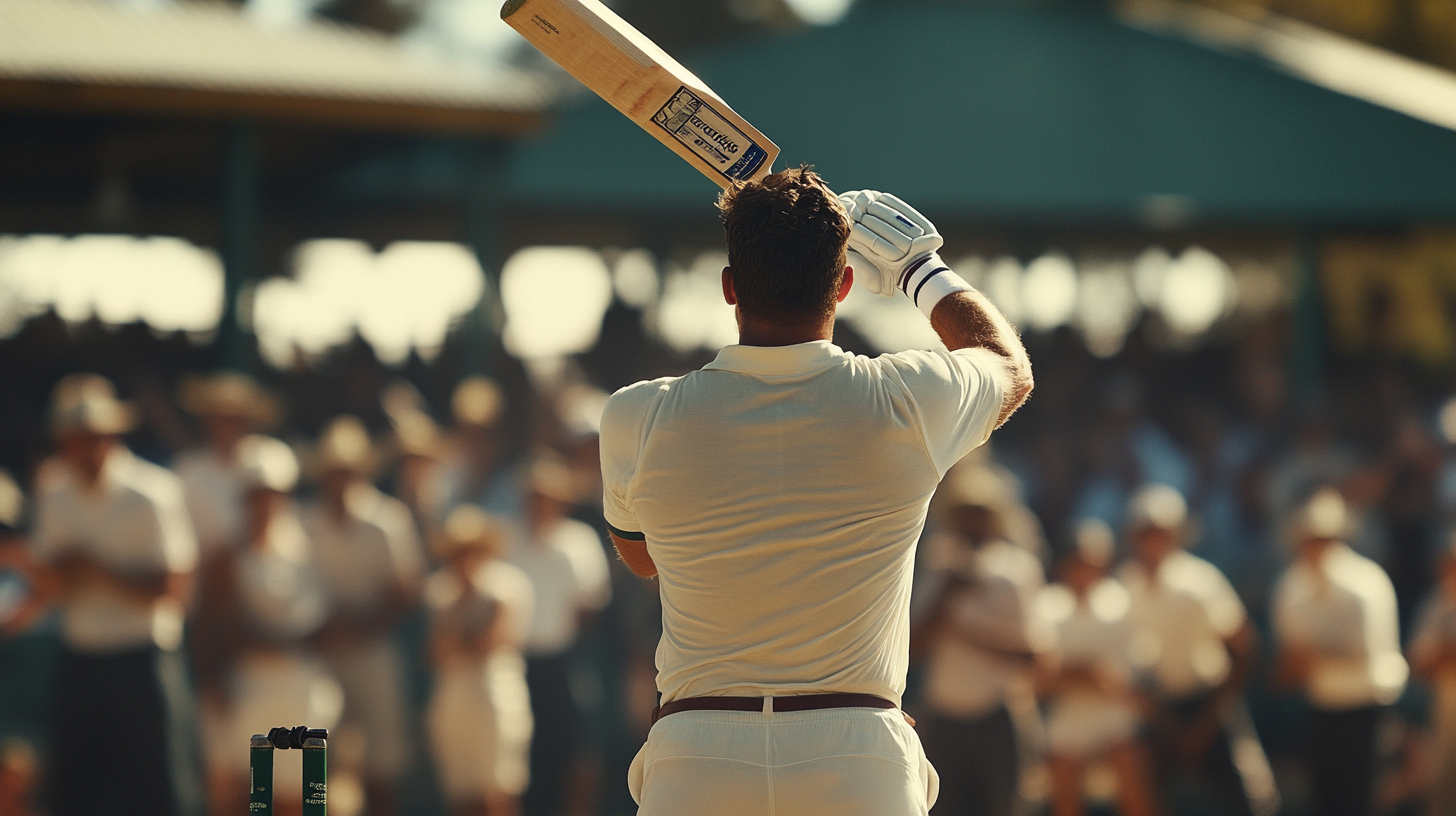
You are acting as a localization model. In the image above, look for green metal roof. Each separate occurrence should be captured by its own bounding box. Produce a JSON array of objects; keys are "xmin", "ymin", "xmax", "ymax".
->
[{"xmin": 506, "ymin": 1, "xmax": 1456, "ymax": 224}]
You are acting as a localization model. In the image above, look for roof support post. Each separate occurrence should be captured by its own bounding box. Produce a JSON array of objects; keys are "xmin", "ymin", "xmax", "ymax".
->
[
  {"xmin": 217, "ymin": 120, "xmax": 259, "ymax": 372},
  {"xmin": 459, "ymin": 137, "xmax": 508, "ymax": 377},
  {"xmin": 1290, "ymin": 231, "xmax": 1325, "ymax": 402}
]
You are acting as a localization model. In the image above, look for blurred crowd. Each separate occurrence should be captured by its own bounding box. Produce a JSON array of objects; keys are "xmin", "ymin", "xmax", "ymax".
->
[{"xmin": 3, "ymin": 321, "xmax": 1456, "ymax": 816}]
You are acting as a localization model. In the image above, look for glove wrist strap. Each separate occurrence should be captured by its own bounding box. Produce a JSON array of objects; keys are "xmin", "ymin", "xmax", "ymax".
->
[{"xmin": 899, "ymin": 253, "xmax": 974, "ymax": 318}]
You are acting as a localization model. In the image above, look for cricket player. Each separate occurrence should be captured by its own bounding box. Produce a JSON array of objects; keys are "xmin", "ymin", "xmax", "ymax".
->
[{"xmin": 599, "ymin": 168, "xmax": 1033, "ymax": 815}]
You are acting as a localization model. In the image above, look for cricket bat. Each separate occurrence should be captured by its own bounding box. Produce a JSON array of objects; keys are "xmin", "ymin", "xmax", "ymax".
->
[{"xmin": 501, "ymin": 0, "xmax": 780, "ymax": 188}]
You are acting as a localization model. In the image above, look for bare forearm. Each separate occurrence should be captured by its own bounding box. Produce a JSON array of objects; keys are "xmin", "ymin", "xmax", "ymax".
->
[{"xmin": 930, "ymin": 291, "xmax": 1033, "ymax": 426}]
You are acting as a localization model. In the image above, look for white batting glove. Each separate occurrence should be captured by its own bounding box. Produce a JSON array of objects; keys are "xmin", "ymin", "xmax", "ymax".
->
[{"xmin": 839, "ymin": 190, "xmax": 944, "ymax": 298}]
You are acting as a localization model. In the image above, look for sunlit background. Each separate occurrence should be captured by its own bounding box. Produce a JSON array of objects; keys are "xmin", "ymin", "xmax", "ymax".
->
[{"xmin": 4, "ymin": 0, "xmax": 1456, "ymax": 814}]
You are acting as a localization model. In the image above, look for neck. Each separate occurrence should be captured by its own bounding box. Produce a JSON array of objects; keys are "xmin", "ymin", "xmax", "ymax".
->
[{"xmin": 736, "ymin": 314, "xmax": 835, "ymax": 347}]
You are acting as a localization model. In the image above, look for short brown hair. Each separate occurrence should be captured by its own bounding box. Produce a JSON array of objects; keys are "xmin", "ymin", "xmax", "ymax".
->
[{"xmin": 717, "ymin": 166, "xmax": 850, "ymax": 323}]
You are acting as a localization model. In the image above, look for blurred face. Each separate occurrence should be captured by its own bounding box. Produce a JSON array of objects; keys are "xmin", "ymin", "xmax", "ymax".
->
[
  {"xmin": 950, "ymin": 504, "xmax": 997, "ymax": 547},
  {"xmin": 205, "ymin": 415, "xmax": 249, "ymax": 456},
  {"xmin": 1060, "ymin": 555, "xmax": 1103, "ymax": 596},
  {"xmin": 59, "ymin": 431, "xmax": 116, "ymax": 485},
  {"xmin": 449, "ymin": 548, "xmax": 488, "ymax": 577},
  {"xmin": 1132, "ymin": 525, "xmax": 1178, "ymax": 570},
  {"xmin": 527, "ymin": 490, "xmax": 567, "ymax": 534},
  {"xmin": 322, "ymin": 469, "xmax": 354, "ymax": 514},
  {"xmin": 1299, "ymin": 536, "xmax": 1336, "ymax": 565}
]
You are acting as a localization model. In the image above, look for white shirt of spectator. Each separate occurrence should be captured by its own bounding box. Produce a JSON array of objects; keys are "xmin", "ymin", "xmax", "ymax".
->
[
  {"xmin": 31, "ymin": 447, "xmax": 198, "ymax": 652},
  {"xmin": 1118, "ymin": 550, "xmax": 1247, "ymax": 698},
  {"xmin": 509, "ymin": 517, "xmax": 610, "ymax": 657},
  {"xmin": 236, "ymin": 511, "xmax": 329, "ymax": 645},
  {"xmin": 173, "ymin": 446, "xmax": 250, "ymax": 552},
  {"xmin": 1273, "ymin": 542, "xmax": 1408, "ymax": 710},
  {"xmin": 923, "ymin": 564, "xmax": 1030, "ymax": 718},
  {"xmin": 1031, "ymin": 578, "xmax": 1135, "ymax": 680},
  {"xmin": 601, "ymin": 341, "xmax": 1007, "ymax": 705},
  {"xmin": 303, "ymin": 482, "xmax": 424, "ymax": 615}
]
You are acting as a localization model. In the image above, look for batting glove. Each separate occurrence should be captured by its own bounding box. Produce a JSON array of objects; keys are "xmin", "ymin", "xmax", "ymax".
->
[{"xmin": 839, "ymin": 190, "xmax": 944, "ymax": 298}]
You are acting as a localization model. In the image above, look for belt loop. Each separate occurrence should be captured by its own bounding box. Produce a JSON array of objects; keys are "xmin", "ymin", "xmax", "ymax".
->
[{"xmin": 762, "ymin": 696, "xmax": 773, "ymax": 716}]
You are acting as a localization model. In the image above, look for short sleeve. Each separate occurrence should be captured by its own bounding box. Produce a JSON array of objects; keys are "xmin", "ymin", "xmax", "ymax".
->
[
  {"xmin": 880, "ymin": 347, "xmax": 1009, "ymax": 477},
  {"xmin": 599, "ymin": 379, "xmax": 667, "ymax": 538},
  {"xmin": 561, "ymin": 521, "xmax": 612, "ymax": 612},
  {"xmin": 153, "ymin": 474, "xmax": 200, "ymax": 574},
  {"xmin": 1192, "ymin": 559, "xmax": 1246, "ymax": 638}
]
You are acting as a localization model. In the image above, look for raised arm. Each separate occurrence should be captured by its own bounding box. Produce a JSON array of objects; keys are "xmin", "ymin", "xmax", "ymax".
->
[
  {"xmin": 840, "ymin": 190, "xmax": 1032, "ymax": 427},
  {"xmin": 931, "ymin": 292, "xmax": 1033, "ymax": 427}
]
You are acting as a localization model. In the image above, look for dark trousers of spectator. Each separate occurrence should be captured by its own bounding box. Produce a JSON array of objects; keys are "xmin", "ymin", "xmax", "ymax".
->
[
  {"xmin": 919, "ymin": 704, "xmax": 1018, "ymax": 816},
  {"xmin": 47, "ymin": 646, "xmax": 202, "ymax": 816},
  {"xmin": 1151, "ymin": 693, "xmax": 1258, "ymax": 816},
  {"xmin": 1307, "ymin": 705, "xmax": 1381, "ymax": 816},
  {"xmin": 524, "ymin": 653, "xmax": 579, "ymax": 816}
]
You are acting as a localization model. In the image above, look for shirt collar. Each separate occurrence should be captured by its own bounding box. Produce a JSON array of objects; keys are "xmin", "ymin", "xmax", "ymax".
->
[{"xmin": 701, "ymin": 340, "xmax": 847, "ymax": 376}]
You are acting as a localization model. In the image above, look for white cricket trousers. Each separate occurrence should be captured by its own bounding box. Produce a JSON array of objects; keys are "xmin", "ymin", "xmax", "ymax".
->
[{"xmin": 629, "ymin": 705, "xmax": 939, "ymax": 816}]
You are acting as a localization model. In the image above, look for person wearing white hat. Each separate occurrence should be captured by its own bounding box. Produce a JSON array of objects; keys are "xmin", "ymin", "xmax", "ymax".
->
[
  {"xmin": 302, "ymin": 416, "xmax": 425, "ymax": 816},
  {"xmin": 1116, "ymin": 484, "xmax": 1276, "ymax": 816},
  {"xmin": 171, "ymin": 372, "xmax": 288, "ymax": 778},
  {"xmin": 173, "ymin": 372, "xmax": 282, "ymax": 554},
  {"xmin": 426, "ymin": 506, "xmax": 535, "ymax": 816},
  {"xmin": 437, "ymin": 377, "xmax": 525, "ymax": 524},
  {"xmin": 1033, "ymin": 519, "xmax": 1158, "ymax": 816},
  {"xmin": 509, "ymin": 457, "xmax": 611, "ymax": 816},
  {"xmin": 29, "ymin": 374, "xmax": 203, "ymax": 816},
  {"xmin": 1272, "ymin": 486, "xmax": 1407, "ymax": 816},
  {"xmin": 1410, "ymin": 533, "xmax": 1456, "ymax": 816},
  {"xmin": 207, "ymin": 435, "xmax": 341, "ymax": 816},
  {"xmin": 913, "ymin": 465, "xmax": 1041, "ymax": 816}
]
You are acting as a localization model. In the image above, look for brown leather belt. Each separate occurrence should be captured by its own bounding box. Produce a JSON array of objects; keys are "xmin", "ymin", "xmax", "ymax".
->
[{"xmin": 652, "ymin": 693, "xmax": 897, "ymax": 724}]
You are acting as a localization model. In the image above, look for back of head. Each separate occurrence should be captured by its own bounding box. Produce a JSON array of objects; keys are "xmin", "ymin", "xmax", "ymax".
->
[{"xmin": 717, "ymin": 166, "xmax": 850, "ymax": 324}]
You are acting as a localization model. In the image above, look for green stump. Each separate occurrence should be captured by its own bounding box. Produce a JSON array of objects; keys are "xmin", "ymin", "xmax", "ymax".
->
[
  {"xmin": 249, "ymin": 735, "xmax": 273, "ymax": 814},
  {"xmin": 302, "ymin": 736, "xmax": 327, "ymax": 816}
]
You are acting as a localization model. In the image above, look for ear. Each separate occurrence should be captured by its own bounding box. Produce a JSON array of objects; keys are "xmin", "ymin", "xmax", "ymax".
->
[
  {"xmin": 721, "ymin": 267, "xmax": 738, "ymax": 306},
  {"xmin": 837, "ymin": 266, "xmax": 854, "ymax": 303}
]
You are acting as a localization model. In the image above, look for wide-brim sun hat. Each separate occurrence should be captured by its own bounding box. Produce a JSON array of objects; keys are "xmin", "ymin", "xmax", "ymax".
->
[
  {"xmin": 179, "ymin": 371, "xmax": 281, "ymax": 428},
  {"xmin": 50, "ymin": 373, "xmax": 137, "ymax": 437}
]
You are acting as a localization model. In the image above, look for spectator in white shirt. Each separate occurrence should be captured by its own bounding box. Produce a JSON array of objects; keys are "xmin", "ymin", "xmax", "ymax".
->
[
  {"xmin": 171, "ymin": 373, "xmax": 286, "ymax": 745},
  {"xmin": 173, "ymin": 372, "xmax": 282, "ymax": 554},
  {"xmin": 29, "ymin": 374, "xmax": 202, "ymax": 816},
  {"xmin": 426, "ymin": 506, "xmax": 535, "ymax": 816},
  {"xmin": 302, "ymin": 416, "xmax": 425, "ymax": 816},
  {"xmin": 209, "ymin": 435, "xmax": 340, "ymax": 816},
  {"xmin": 438, "ymin": 377, "xmax": 524, "ymax": 524},
  {"xmin": 1407, "ymin": 534, "xmax": 1456, "ymax": 816},
  {"xmin": 1117, "ymin": 484, "xmax": 1276, "ymax": 816},
  {"xmin": 1273, "ymin": 487, "xmax": 1408, "ymax": 816},
  {"xmin": 510, "ymin": 458, "xmax": 610, "ymax": 816},
  {"xmin": 1033, "ymin": 520, "xmax": 1159, "ymax": 816},
  {"xmin": 914, "ymin": 465, "xmax": 1041, "ymax": 816}
]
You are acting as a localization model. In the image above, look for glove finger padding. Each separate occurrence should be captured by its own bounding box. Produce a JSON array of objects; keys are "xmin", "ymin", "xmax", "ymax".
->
[
  {"xmin": 865, "ymin": 200, "xmax": 926, "ymax": 240},
  {"xmin": 859, "ymin": 214, "xmax": 916, "ymax": 256},
  {"xmin": 873, "ymin": 193, "xmax": 936, "ymax": 234}
]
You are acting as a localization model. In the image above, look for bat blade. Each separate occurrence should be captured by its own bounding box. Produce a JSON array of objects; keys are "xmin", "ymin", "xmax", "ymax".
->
[{"xmin": 502, "ymin": 0, "xmax": 779, "ymax": 188}]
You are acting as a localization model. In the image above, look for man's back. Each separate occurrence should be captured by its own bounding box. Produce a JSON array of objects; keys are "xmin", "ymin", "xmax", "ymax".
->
[{"xmin": 602, "ymin": 341, "xmax": 1005, "ymax": 704}]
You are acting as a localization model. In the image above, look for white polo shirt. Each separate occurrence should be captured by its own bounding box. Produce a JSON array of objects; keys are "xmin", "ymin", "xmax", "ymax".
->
[
  {"xmin": 173, "ymin": 445, "xmax": 249, "ymax": 552},
  {"xmin": 31, "ymin": 448, "xmax": 198, "ymax": 653},
  {"xmin": 509, "ymin": 517, "xmax": 611, "ymax": 657},
  {"xmin": 1118, "ymin": 550, "xmax": 1247, "ymax": 699},
  {"xmin": 600, "ymin": 341, "xmax": 1007, "ymax": 705},
  {"xmin": 1273, "ymin": 542, "xmax": 1408, "ymax": 710},
  {"xmin": 303, "ymin": 482, "xmax": 424, "ymax": 615}
]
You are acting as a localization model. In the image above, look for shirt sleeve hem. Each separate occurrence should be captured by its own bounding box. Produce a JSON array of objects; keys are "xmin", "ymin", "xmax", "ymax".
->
[{"xmin": 606, "ymin": 522, "xmax": 645, "ymax": 541}]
